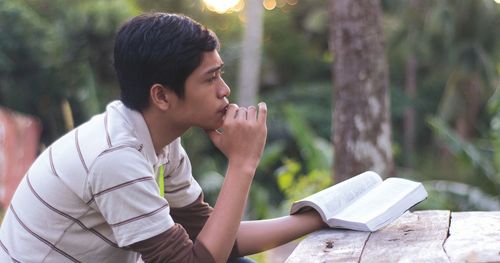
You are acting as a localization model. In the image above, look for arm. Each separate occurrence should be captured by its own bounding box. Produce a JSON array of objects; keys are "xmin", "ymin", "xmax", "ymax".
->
[
  {"xmin": 236, "ymin": 210, "xmax": 326, "ymax": 255},
  {"xmin": 170, "ymin": 195, "xmax": 324, "ymax": 257},
  {"xmin": 199, "ymin": 103, "xmax": 267, "ymax": 262},
  {"xmin": 169, "ymin": 193, "xmax": 240, "ymax": 258}
]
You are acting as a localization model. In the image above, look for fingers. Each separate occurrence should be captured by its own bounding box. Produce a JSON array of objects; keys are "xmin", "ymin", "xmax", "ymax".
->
[
  {"xmin": 236, "ymin": 107, "xmax": 247, "ymax": 120},
  {"xmin": 247, "ymin": 106, "xmax": 257, "ymax": 120},
  {"xmin": 213, "ymin": 102, "xmax": 267, "ymax": 161},
  {"xmin": 257, "ymin": 102, "xmax": 267, "ymax": 124},
  {"xmin": 226, "ymin": 104, "xmax": 239, "ymax": 119},
  {"xmin": 225, "ymin": 103, "xmax": 266, "ymax": 122}
]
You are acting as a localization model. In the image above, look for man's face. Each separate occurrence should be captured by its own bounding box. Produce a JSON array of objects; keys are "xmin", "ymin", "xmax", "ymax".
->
[{"xmin": 170, "ymin": 50, "xmax": 230, "ymax": 130}]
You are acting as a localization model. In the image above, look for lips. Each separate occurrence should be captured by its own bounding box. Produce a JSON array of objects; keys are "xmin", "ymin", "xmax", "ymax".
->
[{"xmin": 219, "ymin": 104, "xmax": 229, "ymax": 114}]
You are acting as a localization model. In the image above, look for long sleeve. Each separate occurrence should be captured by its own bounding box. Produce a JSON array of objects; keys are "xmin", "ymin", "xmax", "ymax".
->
[
  {"xmin": 169, "ymin": 193, "xmax": 241, "ymax": 259},
  {"xmin": 169, "ymin": 193, "xmax": 212, "ymax": 240},
  {"xmin": 129, "ymin": 224, "xmax": 215, "ymax": 263}
]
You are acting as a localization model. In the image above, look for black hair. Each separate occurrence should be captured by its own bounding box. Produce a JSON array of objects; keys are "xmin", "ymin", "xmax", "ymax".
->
[{"xmin": 113, "ymin": 13, "xmax": 220, "ymax": 111}]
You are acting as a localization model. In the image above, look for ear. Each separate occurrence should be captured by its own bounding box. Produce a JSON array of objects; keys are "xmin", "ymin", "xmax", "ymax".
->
[{"xmin": 149, "ymin": 84, "xmax": 173, "ymax": 111}]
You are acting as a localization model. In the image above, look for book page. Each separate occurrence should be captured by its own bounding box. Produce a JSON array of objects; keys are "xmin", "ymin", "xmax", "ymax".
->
[
  {"xmin": 331, "ymin": 178, "xmax": 424, "ymax": 227},
  {"xmin": 291, "ymin": 171, "xmax": 383, "ymax": 219}
]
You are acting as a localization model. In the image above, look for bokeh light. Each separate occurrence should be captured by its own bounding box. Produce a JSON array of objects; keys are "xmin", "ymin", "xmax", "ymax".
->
[
  {"xmin": 263, "ymin": 0, "xmax": 277, "ymax": 10},
  {"xmin": 203, "ymin": 0, "xmax": 241, "ymax": 14},
  {"xmin": 203, "ymin": 0, "xmax": 301, "ymax": 13}
]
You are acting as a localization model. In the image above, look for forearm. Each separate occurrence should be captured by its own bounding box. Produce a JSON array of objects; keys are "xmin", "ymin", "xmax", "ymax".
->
[
  {"xmin": 236, "ymin": 210, "xmax": 326, "ymax": 256},
  {"xmin": 197, "ymin": 162, "xmax": 254, "ymax": 263},
  {"xmin": 198, "ymin": 102, "xmax": 267, "ymax": 262}
]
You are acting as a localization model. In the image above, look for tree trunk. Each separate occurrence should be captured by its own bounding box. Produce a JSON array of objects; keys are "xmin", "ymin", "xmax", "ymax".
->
[
  {"xmin": 403, "ymin": 0, "xmax": 423, "ymax": 167},
  {"xmin": 404, "ymin": 52, "xmax": 417, "ymax": 167},
  {"xmin": 456, "ymin": 74, "xmax": 482, "ymax": 139},
  {"xmin": 237, "ymin": 0, "xmax": 264, "ymax": 107},
  {"xmin": 329, "ymin": 0, "xmax": 394, "ymax": 182}
]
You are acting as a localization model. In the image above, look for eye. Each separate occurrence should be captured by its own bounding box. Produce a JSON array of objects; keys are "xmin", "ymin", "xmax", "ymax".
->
[
  {"xmin": 208, "ymin": 71, "xmax": 224, "ymax": 83},
  {"xmin": 208, "ymin": 75, "xmax": 218, "ymax": 83}
]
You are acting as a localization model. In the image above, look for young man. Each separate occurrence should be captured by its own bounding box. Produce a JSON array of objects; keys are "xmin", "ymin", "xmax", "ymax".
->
[{"xmin": 0, "ymin": 13, "xmax": 324, "ymax": 262}]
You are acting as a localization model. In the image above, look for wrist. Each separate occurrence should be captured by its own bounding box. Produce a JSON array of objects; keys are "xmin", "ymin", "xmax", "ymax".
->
[{"xmin": 227, "ymin": 158, "xmax": 257, "ymax": 178}]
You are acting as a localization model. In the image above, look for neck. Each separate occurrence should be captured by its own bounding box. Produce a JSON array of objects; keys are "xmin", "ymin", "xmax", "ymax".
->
[{"xmin": 141, "ymin": 108, "xmax": 189, "ymax": 155}]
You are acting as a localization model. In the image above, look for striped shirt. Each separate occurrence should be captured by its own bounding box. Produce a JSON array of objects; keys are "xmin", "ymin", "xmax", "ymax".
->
[{"xmin": 0, "ymin": 101, "xmax": 203, "ymax": 262}]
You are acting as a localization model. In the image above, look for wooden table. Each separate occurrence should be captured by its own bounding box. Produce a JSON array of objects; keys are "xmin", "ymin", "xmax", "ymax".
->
[{"xmin": 286, "ymin": 210, "xmax": 500, "ymax": 262}]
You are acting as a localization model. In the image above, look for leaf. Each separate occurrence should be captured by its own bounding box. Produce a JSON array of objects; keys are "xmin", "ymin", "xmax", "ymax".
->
[
  {"xmin": 424, "ymin": 180, "xmax": 500, "ymax": 211},
  {"xmin": 427, "ymin": 116, "xmax": 500, "ymax": 190},
  {"xmin": 276, "ymin": 159, "xmax": 300, "ymax": 191},
  {"xmin": 283, "ymin": 104, "xmax": 331, "ymax": 171}
]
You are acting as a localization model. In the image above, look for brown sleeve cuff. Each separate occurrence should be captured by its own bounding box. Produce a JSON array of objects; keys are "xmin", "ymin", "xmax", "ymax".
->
[
  {"xmin": 170, "ymin": 193, "xmax": 241, "ymax": 258},
  {"xmin": 193, "ymin": 239, "xmax": 215, "ymax": 263},
  {"xmin": 129, "ymin": 224, "xmax": 216, "ymax": 263},
  {"xmin": 169, "ymin": 193, "xmax": 213, "ymax": 240},
  {"xmin": 229, "ymin": 239, "xmax": 241, "ymax": 259}
]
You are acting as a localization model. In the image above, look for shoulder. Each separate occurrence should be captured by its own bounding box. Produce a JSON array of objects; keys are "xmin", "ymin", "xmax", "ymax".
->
[
  {"xmin": 94, "ymin": 145, "xmax": 150, "ymax": 171},
  {"xmin": 89, "ymin": 145, "xmax": 153, "ymax": 187},
  {"xmin": 168, "ymin": 138, "xmax": 185, "ymax": 156}
]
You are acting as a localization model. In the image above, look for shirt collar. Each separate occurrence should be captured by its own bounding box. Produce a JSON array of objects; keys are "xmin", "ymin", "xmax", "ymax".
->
[{"xmin": 119, "ymin": 102, "xmax": 159, "ymax": 166}]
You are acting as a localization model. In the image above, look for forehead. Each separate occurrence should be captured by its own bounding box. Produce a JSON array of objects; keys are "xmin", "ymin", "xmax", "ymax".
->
[{"xmin": 193, "ymin": 50, "xmax": 223, "ymax": 76}]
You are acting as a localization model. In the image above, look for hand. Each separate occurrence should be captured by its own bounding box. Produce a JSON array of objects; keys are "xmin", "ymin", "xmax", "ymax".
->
[{"xmin": 206, "ymin": 103, "xmax": 267, "ymax": 172}]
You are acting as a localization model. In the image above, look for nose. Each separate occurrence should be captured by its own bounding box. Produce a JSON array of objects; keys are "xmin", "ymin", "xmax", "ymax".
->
[{"xmin": 218, "ymin": 79, "xmax": 231, "ymax": 98}]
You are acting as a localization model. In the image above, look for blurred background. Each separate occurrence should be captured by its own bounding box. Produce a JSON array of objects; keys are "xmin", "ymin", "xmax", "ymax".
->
[{"xmin": 0, "ymin": 0, "xmax": 499, "ymax": 260}]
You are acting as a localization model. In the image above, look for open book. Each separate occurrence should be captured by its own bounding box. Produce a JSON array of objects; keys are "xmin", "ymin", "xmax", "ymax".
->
[{"xmin": 290, "ymin": 171, "xmax": 428, "ymax": 232}]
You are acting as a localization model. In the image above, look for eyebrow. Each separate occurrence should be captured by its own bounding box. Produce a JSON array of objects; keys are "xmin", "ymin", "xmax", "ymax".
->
[{"xmin": 203, "ymin": 63, "xmax": 224, "ymax": 75}]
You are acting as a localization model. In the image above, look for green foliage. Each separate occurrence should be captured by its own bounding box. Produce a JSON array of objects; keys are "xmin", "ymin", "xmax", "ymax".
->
[
  {"xmin": 264, "ymin": 81, "xmax": 332, "ymax": 141},
  {"xmin": 421, "ymin": 180, "xmax": 500, "ymax": 211},
  {"xmin": 489, "ymin": 87, "xmax": 500, "ymax": 172},
  {"xmin": 283, "ymin": 105, "xmax": 331, "ymax": 171},
  {"xmin": 426, "ymin": 82, "xmax": 500, "ymax": 210},
  {"xmin": 427, "ymin": 116, "xmax": 500, "ymax": 191},
  {"xmin": 248, "ymin": 252, "xmax": 267, "ymax": 263},
  {"xmin": 272, "ymin": 104, "xmax": 333, "ymax": 214},
  {"xmin": 262, "ymin": 6, "xmax": 329, "ymax": 85},
  {"xmin": 386, "ymin": 0, "xmax": 500, "ymax": 165},
  {"xmin": 276, "ymin": 159, "xmax": 331, "ymax": 202},
  {"xmin": 258, "ymin": 140, "xmax": 287, "ymax": 172},
  {"xmin": 0, "ymin": 0, "xmax": 136, "ymax": 143}
]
